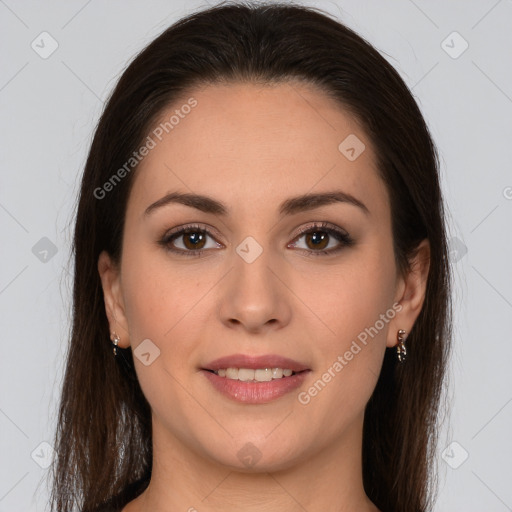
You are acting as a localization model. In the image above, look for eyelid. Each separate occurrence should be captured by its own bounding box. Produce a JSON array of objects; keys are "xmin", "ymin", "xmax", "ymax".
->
[
  {"xmin": 163, "ymin": 222, "xmax": 225, "ymax": 242},
  {"xmin": 290, "ymin": 221, "xmax": 350, "ymax": 240}
]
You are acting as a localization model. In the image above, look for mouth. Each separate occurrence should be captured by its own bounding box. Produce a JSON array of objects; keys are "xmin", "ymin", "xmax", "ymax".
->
[
  {"xmin": 203, "ymin": 353, "xmax": 310, "ymax": 374},
  {"xmin": 200, "ymin": 354, "xmax": 311, "ymax": 403},
  {"xmin": 203, "ymin": 367, "xmax": 305, "ymax": 381}
]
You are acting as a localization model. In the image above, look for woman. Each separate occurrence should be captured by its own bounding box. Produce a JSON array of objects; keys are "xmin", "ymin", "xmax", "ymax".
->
[{"xmin": 49, "ymin": 2, "xmax": 452, "ymax": 511}]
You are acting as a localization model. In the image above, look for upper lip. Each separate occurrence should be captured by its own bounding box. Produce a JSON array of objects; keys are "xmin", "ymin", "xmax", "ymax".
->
[{"xmin": 203, "ymin": 353, "xmax": 310, "ymax": 372}]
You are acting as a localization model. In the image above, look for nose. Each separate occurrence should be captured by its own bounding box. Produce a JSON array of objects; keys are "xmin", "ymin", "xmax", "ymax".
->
[{"xmin": 217, "ymin": 245, "xmax": 292, "ymax": 335}]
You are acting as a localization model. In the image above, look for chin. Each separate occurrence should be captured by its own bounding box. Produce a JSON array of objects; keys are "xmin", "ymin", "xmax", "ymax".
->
[{"xmin": 200, "ymin": 437, "xmax": 305, "ymax": 473}]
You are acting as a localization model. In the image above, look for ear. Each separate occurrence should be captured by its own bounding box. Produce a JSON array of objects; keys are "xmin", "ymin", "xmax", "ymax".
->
[
  {"xmin": 386, "ymin": 239, "xmax": 430, "ymax": 348},
  {"xmin": 98, "ymin": 250, "xmax": 130, "ymax": 348}
]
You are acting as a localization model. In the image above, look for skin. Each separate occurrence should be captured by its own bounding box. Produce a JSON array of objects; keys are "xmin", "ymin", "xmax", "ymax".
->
[{"xmin": 98, "ymin": 81, "xmax": 430, "ymax": 512}]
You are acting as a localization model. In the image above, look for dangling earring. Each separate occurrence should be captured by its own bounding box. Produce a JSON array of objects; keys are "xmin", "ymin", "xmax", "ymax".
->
[
  {"xmin": 111, "ymin": 332, "xmax": 120, "ymax": 356},
  {"xmin": 396, "ymin": 329, "xmax": 407, "ymax": 363}
]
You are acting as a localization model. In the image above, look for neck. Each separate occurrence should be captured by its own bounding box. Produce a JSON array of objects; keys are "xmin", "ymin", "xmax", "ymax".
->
[{"xmin": 127, "ymin": 412, "xmax": 379, "ymax": 512}]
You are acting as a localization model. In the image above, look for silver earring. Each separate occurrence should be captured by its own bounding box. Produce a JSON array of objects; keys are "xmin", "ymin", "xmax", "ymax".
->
[
  {"xmin": 111, "ymin": 332, "xmax": 120, "ymax": 356},
  {"xmin": 396, "ymin": 329, "xmax": 407, "ymax": 363}
]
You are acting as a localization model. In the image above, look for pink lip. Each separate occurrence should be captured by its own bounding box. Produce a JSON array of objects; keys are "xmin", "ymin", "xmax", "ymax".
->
[
  {"xmin": 201, "ymin": 369, "xmax": 310, "ymax": 404},
  {"xmin": 201, "ymin": 354, "xmax": 311, "ymax": 404},
  {"xmin": 203, "ymin": 353, "xmax": 310, "ymax": 372}
]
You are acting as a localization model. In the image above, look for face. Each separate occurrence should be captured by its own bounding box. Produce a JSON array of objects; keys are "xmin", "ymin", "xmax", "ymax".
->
[{"xmin": 99, "ymin": 81, "xmax": 427, "ymax": 472}]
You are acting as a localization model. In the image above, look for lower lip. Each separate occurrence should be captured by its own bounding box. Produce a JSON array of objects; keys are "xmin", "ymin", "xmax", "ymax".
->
[{"xmin": 201, "ymin": 370, "xmax": 310, "ymax": 404}]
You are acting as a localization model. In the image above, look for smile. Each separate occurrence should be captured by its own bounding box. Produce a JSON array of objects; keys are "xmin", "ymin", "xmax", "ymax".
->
[{"xmin": 208, "ymin": 367, "xmax": 298, "ymax": 381}]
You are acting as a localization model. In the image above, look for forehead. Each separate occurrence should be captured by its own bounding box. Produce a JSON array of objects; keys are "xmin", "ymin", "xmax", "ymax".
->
[{"xmin": 127, "ymin": 81, "xmax": 388, "ymax": 219}]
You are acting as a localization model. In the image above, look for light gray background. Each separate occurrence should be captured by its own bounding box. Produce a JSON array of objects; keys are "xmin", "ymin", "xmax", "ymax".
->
[{"xmin": 1, "ymin": 1, "xmax": 511, "ymax": 511}]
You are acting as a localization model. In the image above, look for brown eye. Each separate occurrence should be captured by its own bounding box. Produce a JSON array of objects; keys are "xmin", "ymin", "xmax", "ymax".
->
[
  {"xmin": 289, "ymin": 222, "xmax": 354, "ymax": 256},
  {"xmin": 159, "ymin": 225, "xmax": 223, "ymax": 255},
  {"xmin": 303, "ymin": 230, "xmax": 329, "ymax": 251},
  {"xmin": 180, "ymin": 230, "xmax": 207, "ymax": 250}
]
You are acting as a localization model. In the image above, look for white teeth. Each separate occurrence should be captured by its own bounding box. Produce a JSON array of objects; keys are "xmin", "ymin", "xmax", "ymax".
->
[
  {"xmin": 271, "ymin": 368, "xmax": 283, "ymax": 379},
  {"xmin": 255, "ymin": 368, "xmax": 273, "ymax": 381},
  {"xmin": 225, "ymin": 368, "xmax": 238, "ymax": 379},
  {"xmin": 238, "ymin": 368, "xmax": 255, "ymax": 381},
  {"xmin": 214, "ymin": 367, "xmax": 296, "ymax": 381}
]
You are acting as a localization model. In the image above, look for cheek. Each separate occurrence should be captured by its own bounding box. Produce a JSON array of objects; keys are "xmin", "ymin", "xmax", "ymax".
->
[
  {"xmin": 301, "ymin": 240, "xmax": 397, "ymax": 411},
  {"xmin": 119, "ymin": 244, "xmax": 219, "ymax": 373},
  {"xmin": 121, "ymin": 263, "xmax": 172, "ymax": 342},
  {"xmin": 314, "ymin": 247, "xmax": 396, "ymax": 348},
  {"xmin": 120, "ymin": 241, "xmax": 197, "ymax": 339},
  {"xmin": 119, "ymin": 249, "xmax": 201, "ymax": 410}
]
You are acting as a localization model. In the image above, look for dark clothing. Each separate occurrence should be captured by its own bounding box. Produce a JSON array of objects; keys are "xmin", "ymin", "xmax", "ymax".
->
[{"xmin": 86, "ymin": 476, "xmax": 150, "ymax": 512}]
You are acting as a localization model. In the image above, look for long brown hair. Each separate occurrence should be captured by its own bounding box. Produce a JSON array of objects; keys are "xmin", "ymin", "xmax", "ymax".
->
[{"xmin": 48, "ymin": 2, "xmax": 452, "ymax": 511}]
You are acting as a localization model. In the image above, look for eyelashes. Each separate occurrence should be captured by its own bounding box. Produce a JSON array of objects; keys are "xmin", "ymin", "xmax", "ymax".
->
[
  {"xmin": 158, "ymin": 221, "xmax": 354, "ymax": 258},
  {"xmin": 289, "ymin": 222, "xmax": 354, "ymax": 255},
  {"xmin": 159, "ymin": 223, "xmax": 222, "ymax": 256}
]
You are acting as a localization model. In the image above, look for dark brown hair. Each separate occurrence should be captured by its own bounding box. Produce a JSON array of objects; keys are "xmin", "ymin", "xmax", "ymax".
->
[{"xmin": 48, "ymin": 2, "xmax": 452, "ymax": 511}]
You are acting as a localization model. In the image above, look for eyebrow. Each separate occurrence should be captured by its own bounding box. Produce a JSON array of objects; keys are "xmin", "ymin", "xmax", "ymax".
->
[{"xmin": 144, "ymin": 190, "xmax": 370, "ymax": 218}]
